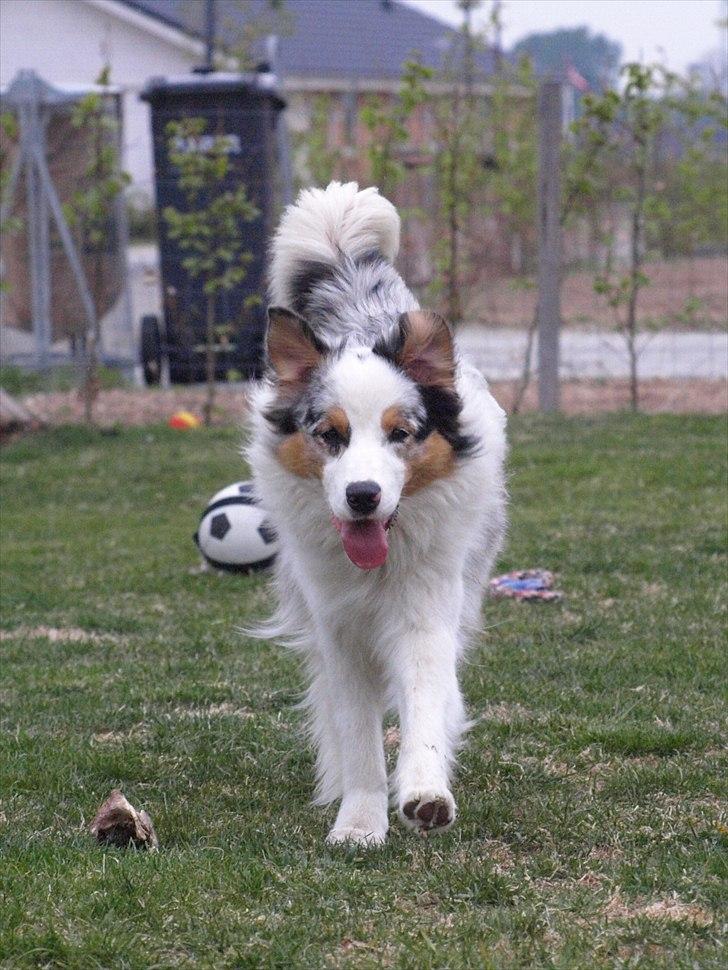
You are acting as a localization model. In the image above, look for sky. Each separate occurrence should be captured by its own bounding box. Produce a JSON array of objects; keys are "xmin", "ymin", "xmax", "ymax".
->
[{"xmin": 402, "ymin": 0, "xmax": 726, "ymax": 74}]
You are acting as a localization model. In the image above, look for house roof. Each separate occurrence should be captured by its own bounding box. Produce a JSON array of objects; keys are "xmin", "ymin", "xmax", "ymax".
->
[{"xmin": 118, "ymin": 0, "xmax": 497, "ymax": 81}]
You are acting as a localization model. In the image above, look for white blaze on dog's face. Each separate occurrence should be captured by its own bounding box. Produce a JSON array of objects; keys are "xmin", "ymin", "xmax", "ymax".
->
[{"xmin": 264, "ymin": 307, "xmax": 474, "ymax": 570}]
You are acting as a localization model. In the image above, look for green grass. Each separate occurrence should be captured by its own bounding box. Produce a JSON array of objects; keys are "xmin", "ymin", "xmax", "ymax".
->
[
  {"xmin": 1, "ymin": 415, "xmax": 726, "ymax": 969},
  {"xmin": 0, "ymin": 364, "xmax": 127, "ymax": 397}
]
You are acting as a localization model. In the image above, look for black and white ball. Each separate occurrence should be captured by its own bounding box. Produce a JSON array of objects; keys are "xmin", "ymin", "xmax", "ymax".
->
[{"xmin": 194, "ymin": 481, "xmax": 278, "ymax": 573}]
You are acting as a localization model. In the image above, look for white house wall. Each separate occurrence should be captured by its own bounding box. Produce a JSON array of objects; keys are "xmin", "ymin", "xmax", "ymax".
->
[{"xmin": 0, "ymin": 0, "xmax": 200, "ymax": 204}]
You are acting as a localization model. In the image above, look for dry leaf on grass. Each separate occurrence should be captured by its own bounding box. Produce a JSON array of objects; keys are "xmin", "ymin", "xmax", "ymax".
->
[{"xmin": 90, "ymin": 789, "xmax": 158, "ymax": 850}]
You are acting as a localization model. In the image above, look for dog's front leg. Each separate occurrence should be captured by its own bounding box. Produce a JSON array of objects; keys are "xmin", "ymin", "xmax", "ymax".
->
[
  {"xmin": 320, "ymin": 637, "xmax": 389, "ymax": 847},
  {"xmin": 392, "ymin": 625, "xmax": 465, "ymax": 835}
]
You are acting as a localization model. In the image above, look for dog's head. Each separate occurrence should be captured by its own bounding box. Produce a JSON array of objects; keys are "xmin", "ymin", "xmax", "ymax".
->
[{"xmin": 263, "ymin": 307, "xmax": 476, "ymax": 570}]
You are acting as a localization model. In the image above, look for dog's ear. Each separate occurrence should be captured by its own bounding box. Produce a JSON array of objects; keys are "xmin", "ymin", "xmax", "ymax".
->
[
  {"xmin": 266, "ymin": 307, "xmax": 325, "ymax": 387},
  {"xmin": 396, "ymin": 311, "xmax": 456, "ymax": 389}
]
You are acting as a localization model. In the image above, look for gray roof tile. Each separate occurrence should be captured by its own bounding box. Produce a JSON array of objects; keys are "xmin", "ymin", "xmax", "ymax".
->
[{"xmin": 120, "ymin": 0, "xmax": 496, "ymax": 80}]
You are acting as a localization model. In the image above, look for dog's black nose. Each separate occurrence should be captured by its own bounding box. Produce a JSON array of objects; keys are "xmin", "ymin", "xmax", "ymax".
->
[{"xmin": 346, "ymin": 480, "xmax": 381, "ymax": 515}]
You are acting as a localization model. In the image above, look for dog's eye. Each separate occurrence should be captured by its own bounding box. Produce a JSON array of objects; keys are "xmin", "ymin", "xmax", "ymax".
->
[
  {"xmin": 389, "ymin": 427, "xmax": 410, "ymax": 444},
  {"xmin": 317, "ymin": 427, "xmax": 344, "ymax": 449}
]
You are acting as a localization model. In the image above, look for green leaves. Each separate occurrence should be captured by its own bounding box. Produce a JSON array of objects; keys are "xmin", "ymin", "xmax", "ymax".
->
[
  {"xmin": 65, "ymin": 71, "xmax": 130, "ymax": 253},
  {"xmin": 162, "ymin": 118, "xmax": 259, "ymax": 293},
  {"xmin": 162, "ymin": 117, "xmax": 261, "ymax": 421},
  {"xmin": 0, "ymin": 111, "xmax": 21, "ymax": 247},
  {"xmin": 565, "ymin": 59, "xmax": 727, "ymax": 407},
  {"xmin": 359, "ymin": 59, "xmax": 433, "ymax": 201}
]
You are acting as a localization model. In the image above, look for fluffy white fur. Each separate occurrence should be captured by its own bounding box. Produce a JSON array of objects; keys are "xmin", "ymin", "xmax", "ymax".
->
[
  {"xmin": 247, "ymin": 183, "xmax": 507, "ymax": 846},
  {"xmin": 268, "ymin": 181, "xmax": 400, "ymax": 308}
]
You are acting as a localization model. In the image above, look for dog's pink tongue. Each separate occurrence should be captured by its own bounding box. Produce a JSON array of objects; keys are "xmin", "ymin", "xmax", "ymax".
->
[{"xmin": 336, "ymin": 519, "xmax": 389, "ymax": 570}]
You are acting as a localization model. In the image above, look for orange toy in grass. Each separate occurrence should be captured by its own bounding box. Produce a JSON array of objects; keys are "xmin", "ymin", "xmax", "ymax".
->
[{"xmin": 168, "ymin": 410, "xmax": 201, "ymax": 429}]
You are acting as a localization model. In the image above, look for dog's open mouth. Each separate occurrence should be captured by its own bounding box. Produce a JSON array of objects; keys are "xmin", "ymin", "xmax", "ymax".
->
[{"xmin": 332, "ymin": 511, "xmax": 397, "ymax": 570}]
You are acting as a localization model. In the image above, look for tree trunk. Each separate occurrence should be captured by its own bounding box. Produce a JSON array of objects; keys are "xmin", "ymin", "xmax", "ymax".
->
[
  {"xmin": 83, "ymin": 331, "xmax": 99, "ymax": 425},
  {"xmin": 626, "ymin": 326, "xmax": 639, "ymax": 412},
  {"xmin": 203, "ymin": 292, "xmax": 216, "ymax": 427},
  {"xmin": 626, "ymin": 159, "xmax": 647, "ymax": 413},
  {"xmin": 511, "ymin": 310, "xmax": 538, "ymax": 414},
  {"xmin": 84, "ymin": 242, "xmax": 103, "ymax": 425},
  {"xmin": 446, "ymin": 179, "xmax": 461, "ymax": 324},
  {"xmin": 82, "ymin": 120, "xmax": 106, "ymax": 426}
]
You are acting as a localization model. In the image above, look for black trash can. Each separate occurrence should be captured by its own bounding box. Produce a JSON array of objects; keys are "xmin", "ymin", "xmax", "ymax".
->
[{"xmin": 141, "ymin": 72, "xmax": 285, "ymax": 383}]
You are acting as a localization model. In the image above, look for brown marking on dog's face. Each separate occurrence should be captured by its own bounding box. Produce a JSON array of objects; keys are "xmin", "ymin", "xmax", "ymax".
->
[
  {"xmin": 324, "ymin": 406, "xmax": 350, "ymax": 441},
  {"xmin": 277, "ymin": 432, "xmax": 323, "ymax": 479},
  {"xmin": 402, "ymin": 431, "xmax": 456, "ymax": 495},
  {"xmin": 381, "ymin": 405, "xmax": 415, "ymax": 438}
]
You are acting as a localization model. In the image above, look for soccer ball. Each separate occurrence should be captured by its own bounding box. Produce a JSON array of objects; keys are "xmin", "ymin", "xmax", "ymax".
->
[{"xmin": 194, "ymin": 481, "xmax": 278, "ymax": 573}]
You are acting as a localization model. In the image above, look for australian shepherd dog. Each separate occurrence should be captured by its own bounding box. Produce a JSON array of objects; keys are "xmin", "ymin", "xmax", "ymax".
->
[{"xmin": 247, "ymin": 182, "xmax": 507, "ymax": 846}]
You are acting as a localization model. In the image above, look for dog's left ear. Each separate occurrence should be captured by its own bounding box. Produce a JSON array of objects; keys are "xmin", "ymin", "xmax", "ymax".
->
[
  {"xmin": 266, "ymin": 307, "xmax": 325, "ymax": 387},
  {"xmin": 396, "ymin": 310, "xmax": 456, "ymax": 389}
]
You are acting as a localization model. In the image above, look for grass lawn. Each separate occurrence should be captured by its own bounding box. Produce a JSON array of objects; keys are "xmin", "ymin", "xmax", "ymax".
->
[{"xmin": 1, "ymin": 415, "xmax": 726, "ymax": 969}]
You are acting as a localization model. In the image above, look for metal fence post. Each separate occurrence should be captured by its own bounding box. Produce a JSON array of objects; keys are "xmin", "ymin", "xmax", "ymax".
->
[
  {"xmin": 21, "ymin": 100, "xmax": 52, "ymax": 371},
  {"xmin": 536, "ymin": 81, "xmax": 563, "ymax": 412}
]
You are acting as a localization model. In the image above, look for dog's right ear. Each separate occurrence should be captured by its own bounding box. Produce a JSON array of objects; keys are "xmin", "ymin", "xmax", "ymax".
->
[
  {"xmin": 266, "ymin": 307, "xmax": 325, "ymax": 387},
  {"xmin": 395, "ymin": 310, "xmax": 456, "ymax": 390}
]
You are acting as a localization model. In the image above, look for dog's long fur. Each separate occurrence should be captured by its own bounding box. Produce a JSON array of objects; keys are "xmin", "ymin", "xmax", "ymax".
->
[{"xmin": 247, "ymin": 182, "xmax": 507, "ymax": 845}]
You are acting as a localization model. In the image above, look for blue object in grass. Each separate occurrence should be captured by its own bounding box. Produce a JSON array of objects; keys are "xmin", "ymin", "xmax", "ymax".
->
[{"xmin": 489, "ymin": 569, "xmax": 563, "ymax": 602}]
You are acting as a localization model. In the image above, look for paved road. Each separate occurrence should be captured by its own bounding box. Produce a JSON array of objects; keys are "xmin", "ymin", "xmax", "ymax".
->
[{"xmin": 456, "ymin": 327, "xmax": 728, "ymax": 382}]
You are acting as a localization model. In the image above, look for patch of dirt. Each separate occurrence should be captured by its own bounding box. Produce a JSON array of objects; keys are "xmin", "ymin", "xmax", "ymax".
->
[
  {"xmin": 452, "ymin": 841, "xmax": 516, "ymax": 874},
  {"xmin": 171, "ymin": 702, "xmax": 254, "ymax": 720},
  {"xmin": 473, "ymin": 257, "xmax": 728, "ymax": 331},
  {"xmin": 92, "ymin": 723, "xmax": 148, "ymax": 745},
  {"xmin": 482, "ymin": 840, "xmax": 517, "ymax": 873},
  {"xmin": 604, "ymin": 891, "xmax": 714, "ymax": 927},
  {"xmin": 541, "ymin": 757, "xmax": 575, "ymax": 778},
  {"xmin": 490, "ymin": 378, "xmax": 727, "ymax": 415},
  {"xmin": 533, "ymin": 871, "xmax": 607, "ymax": 893},
  {"xmin": 479, "ymin": 701, "xmax": 533, "ymax": 724},
  {"xmin": 587, "ymin": 845, "xmax": 624, "ymax": 864},
  {"xmin": 0, "ymin": 625, "xmax": 122, "ymax": 644},
  {"xmin": 16, "ymin": 378, "xmax": 725, "ymax": 431},
  {"xmin": 21, "ymin": 386, "xmax": 250, "ymax": 429}
]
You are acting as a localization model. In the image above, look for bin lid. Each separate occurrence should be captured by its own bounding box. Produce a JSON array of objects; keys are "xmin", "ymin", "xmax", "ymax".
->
[{"xmin": 140, "ymin": 71, "xmax": 285, "ymax": 109}]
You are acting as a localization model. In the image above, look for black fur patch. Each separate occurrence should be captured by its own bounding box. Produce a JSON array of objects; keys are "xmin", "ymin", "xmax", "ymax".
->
[
  {"xmin": 417, "ymin": 385, "xmax": 479, "ymax": 457},
  {"xmin": 372, "ymin": 318, "xmax": 405, "ymax": 362},
  {"xmin": 291, "ymin": 251, "xmax": 386, "ymax": 315},
  {"xmin": 373, "ymin": 322, "xmax": 478, "ymax": 458},
  {"xmin": 263, "ymin": 404, "xmax": 298, "ymax": 436},
  {"xmin": 289, "ymin": 261, "xmax": 337, "ymax": 316},
  {"xmin": 356, "ymin": 249, "xmax": 387, "ymax": 270}
]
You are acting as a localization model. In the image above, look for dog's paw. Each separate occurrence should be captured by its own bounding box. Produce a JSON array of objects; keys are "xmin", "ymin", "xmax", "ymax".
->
[
  {"xmin": 326, "ymin": 825, "xmax": 387, "ymax": 847},
  {"xmin": 327, "ymin": 793, "xmax": 388, "ymax": 847},
  {"xmin": 399, "ymin": 789, "xmax": 456, "ymax": 835}
]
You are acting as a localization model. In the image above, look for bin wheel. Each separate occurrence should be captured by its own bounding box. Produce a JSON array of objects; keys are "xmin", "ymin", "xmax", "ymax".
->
[{"xmin": 140, "ymin": 315, "xmax": 162, "ymax": 385}]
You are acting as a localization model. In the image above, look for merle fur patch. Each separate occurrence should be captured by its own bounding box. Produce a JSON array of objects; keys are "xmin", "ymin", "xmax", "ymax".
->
[
  {"xmin": 290, "ymin": 261, "xmax": 337, "ymax": 317},
  {"xmin": 285, "ymin": 251, "xmax": 412, "ymax": 346},
  {"xmin": 416, "ymin": 385, "xmax": 479, "ymax": 457}
]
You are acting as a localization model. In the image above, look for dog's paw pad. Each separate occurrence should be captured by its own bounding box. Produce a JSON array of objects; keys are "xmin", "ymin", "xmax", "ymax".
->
[
  {"xmin": 400, "ymin": 791, "xmax": 455, "ymax": 834},
  {"xmin": 326, "ymin": 826, "xmax": 386, "ymax": 847}
]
